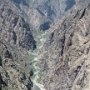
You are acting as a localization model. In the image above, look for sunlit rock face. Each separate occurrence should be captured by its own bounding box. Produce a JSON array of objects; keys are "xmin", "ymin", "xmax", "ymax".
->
[
  {"xmin": 40, "ymin": 0, "xmax": 90, "ymax": 90},
  {"xmin": 76, "ymin": 0, "xmax": 90, "ymax": 6}
]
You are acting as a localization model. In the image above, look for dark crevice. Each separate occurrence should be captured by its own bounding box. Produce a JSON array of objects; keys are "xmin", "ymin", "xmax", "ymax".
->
[
  {"xmin": 40, "ymin": 22, "xmax": 50, "ymax": 31},
  {"xmin": 0, "ymin": 56, "xmax": 2, "ymax": 66},
  {"xmin": 4, "ymin": 50, "xmax": 13, "ymax": 59},
  {"xmin": 0, "ymin": 73, "xmax": 7, "ymax": 89},
  {"xmin": 12, "ymin": 31, "xmax": 17, "ymax": 44},
  {"xmin": 79, "ymin": 8, "xmax": 86, "ymax": 19}
]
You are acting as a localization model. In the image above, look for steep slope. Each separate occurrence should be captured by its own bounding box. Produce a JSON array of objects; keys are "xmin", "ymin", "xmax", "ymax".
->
[
  {"xmin": 0, "ymin": 40, "xmax": 34, "ymax": 90},
  {"xmin": 40, "ymin": 1, "xmax": 90, "ymax": 90},
  {"xmin": 0, "ymin": 0, "xmax": 35, "ymax": 90},
  {"xmin": 0, "ymin": 0, "xmax": 36, "ymax": 50},
  {"xmin": 1, "ymin": 0, "xmax": 90, "ymax": 90},
  {"xmin": 0, "ymin": 0, "xmax": 48, "ymax": 90}
]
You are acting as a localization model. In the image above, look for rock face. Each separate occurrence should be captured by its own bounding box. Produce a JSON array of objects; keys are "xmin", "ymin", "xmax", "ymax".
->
[
  {"xmin": 40, "ymin": 1, "xmax": 90, "ymax": 90},
  {"xmin": 1, "ymin": 0, "xmax": 90, "ymax": 90},
  {"xmin": 0, "ymin": 0, "xmax": 35, "ymax": 90},
  {"xmin": 0, "ymin": 40, "xmax": 33, "ymax": 90},
  {"xmin": 11, "ymin": 0, "xmax": 76, "ymax": 31},
  {"xmin": 0, "ymin": 0, "xmax": 36, "ymax": 50}
]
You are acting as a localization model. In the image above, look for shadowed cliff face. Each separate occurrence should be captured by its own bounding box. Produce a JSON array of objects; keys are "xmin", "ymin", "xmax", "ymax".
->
[
  {"xmin": 65, "ymin": 0, "xmax": 76, "ymax": 11},
  {"xmin": 40, "ymin": 1, "xmax": 90, "ymax": 90}
]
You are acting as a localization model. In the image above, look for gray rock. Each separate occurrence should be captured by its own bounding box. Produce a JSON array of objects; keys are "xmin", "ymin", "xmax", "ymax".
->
[
  {"xmin": 0, "ymin": 0, "xmax": 36, "ymax": 50},
  {"xmin": 11, "ymin": 0, "xmax": 76, "ymax": 31},
  {"xmin": 40, "ymin": 1, "xmax": 90, "ymax": 90}
]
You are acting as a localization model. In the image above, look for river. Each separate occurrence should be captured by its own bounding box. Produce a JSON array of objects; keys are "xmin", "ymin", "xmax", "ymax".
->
[{"xmin": 28, "ymin": 31, "xmax": 48, "ymax": 90}]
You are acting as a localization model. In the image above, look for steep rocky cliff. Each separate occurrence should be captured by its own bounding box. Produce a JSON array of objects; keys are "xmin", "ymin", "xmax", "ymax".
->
[
  {"xmin": 1, "ymin": 0, "xmax": 90, "ymax": 90},
  {"xmin": 11, "ymin": 0, "xmax": 76, "ymax": 31},
  {"xmin": 40, "ymin": 1, "xmax": 90, "ymax": 90},
  {"xmin": 0, "ymin": 40, "xmax": 33, "ymax": 90},
  {"xmin": 0, "ymin": 0, "xmax": 35, "ymax": 90},
  {"xmin": 0, "ymin": 0, "xmax": 36, "ymax": 50}
]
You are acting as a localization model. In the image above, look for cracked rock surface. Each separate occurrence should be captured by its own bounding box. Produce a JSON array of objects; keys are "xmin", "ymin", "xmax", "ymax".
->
[{"xmin": 40, "ymin": 1, "xmax": 90, "ymax": 90}]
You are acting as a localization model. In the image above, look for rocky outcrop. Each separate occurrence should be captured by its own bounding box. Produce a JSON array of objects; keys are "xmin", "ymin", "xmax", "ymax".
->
[
  {"xmin": 40, "ymin": 1, "xmax": 90, "ymax": 90},
  {"xmin": 0, "ymin": 40, "xmax": 33, "ymax": 90},
  {"xmin": 0, "ymin": 0, "xmax": 35, "ymax": 90},
  {"xmin": 0, "ymin": 0, "xmax": 36, "ymax": 50},
  {"xmin": 11, "ymin": 0, "xmax": 76, "ymax": 31},
  {"xmin": 1, "ymin": 0, "xmax": 90, "ymax": 90}
]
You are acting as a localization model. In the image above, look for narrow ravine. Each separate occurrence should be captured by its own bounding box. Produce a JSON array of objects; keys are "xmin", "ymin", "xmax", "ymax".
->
[{"xmin": 28, "ymin": 31, "xmax": 48, "ymax": 90}]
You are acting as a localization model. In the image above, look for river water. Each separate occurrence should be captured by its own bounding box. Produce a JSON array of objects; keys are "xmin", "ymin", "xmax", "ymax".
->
[{"xmin": 28, "ymin": 31, "xmax": 48, "ymax": 90}]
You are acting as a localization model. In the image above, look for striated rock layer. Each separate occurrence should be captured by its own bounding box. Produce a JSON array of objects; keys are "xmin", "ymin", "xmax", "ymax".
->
[
  {"xmin": 40, "ymin": 1, "xmax": 90, "ymax": 90},
  {"xmin": 0, "ymin": 0, "xmax": 36, "ymax": 50},
  {"xmin": 0, "ymin": 40, "xmax": 33, "ymax": 90}
]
